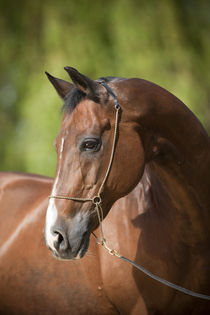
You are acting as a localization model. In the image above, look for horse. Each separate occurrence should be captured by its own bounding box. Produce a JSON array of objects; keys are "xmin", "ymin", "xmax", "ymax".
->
[{"xmin": 0, "ymin": 67, "xmax": 209, "ymax": 314}]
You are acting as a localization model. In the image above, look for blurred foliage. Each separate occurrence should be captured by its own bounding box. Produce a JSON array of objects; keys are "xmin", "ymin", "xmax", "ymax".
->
[{"xmin": 0, "ymin": 0, "xmax": 209, "ymax": 177}]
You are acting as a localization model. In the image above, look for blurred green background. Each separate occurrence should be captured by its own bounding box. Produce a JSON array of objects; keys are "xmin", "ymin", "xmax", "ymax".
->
[{"xmin": 0, "ymin": 0, "xmax": 209, "ymax": 177}]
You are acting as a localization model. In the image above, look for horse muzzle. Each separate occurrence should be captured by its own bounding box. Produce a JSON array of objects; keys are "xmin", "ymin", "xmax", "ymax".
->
[
  {"xmin": 45, "ymin": 208, "xmax": 92, "ymax": 260},
  {"xmin": 46, "ymin": 227, "xmax": 90, "ymax": 260}
]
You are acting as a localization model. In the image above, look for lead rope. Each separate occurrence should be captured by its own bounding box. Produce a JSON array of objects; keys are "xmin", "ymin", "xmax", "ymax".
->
[
  {"xmin": 93, "ymin": 201, "xmax": 121, "ymax": 258},
  {"xmin": 49, "ymin": 82, "xmax": 210, "ymax": 301},
  {"xmin": 92, "ymin": 202, "xmax": 210, "ymax": 301}
]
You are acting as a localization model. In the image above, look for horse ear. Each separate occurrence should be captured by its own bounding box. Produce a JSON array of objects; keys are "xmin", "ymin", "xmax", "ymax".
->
[
  {"xmin": 64, "ymin": 67, "xmax": 105, "ymax": 99},
  {"xmin": 45, "ymin": 72, "xmax": 74, "ymax": 99}
]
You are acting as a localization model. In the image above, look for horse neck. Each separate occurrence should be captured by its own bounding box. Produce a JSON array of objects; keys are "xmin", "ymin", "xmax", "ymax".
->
[
  {"xmin": 135, "ymin": 80, "xmax": 209, "ymax": 167},
  {"xmin": 132, "ymin": 80, "xmax": 210, "ymax": 211}
]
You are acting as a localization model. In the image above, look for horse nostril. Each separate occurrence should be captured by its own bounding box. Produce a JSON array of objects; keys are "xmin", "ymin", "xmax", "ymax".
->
[{"xmin": 53, "ymin": 230, "xmax": 69, "ymax": 252}]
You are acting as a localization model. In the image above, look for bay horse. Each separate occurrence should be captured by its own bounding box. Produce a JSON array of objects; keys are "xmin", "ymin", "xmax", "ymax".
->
[{"xmin": 0, "ymin": 68, "xmax": 209, "ymax": 314}]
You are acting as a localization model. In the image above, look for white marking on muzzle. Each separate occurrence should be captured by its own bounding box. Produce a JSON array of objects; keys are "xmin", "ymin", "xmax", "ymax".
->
[
  {"xmin": 45, "ymin": 198, "xmax": 58, "ymax": 249},
  {"xmin": 45, "ymin": 137, "xmax": 64, "ymax": 250}
]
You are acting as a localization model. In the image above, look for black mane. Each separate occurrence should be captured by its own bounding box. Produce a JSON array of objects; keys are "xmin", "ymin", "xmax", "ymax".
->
[{"xmin": 62, "ymin": 76, "xmax": 118, "ymax": 113}]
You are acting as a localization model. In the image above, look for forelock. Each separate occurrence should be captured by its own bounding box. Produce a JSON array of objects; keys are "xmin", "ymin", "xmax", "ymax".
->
[{"xmin": 62, "ymin": 87, "xmax": 86, "ymax": 113}]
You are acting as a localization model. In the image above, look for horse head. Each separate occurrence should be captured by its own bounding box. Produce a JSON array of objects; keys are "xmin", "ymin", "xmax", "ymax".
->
[{"xmin": 44, "ymin": 67, "xmax": 145, "ymax": 259}]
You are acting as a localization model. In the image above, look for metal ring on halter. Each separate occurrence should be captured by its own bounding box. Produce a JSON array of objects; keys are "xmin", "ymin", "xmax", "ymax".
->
[
  {"xmin": 100, "ymin": 82, "xmax": 121, "ymax": 111},
  {"xmin": 92, "ymin": 196, "xmax": 102, "ymax": 205}
]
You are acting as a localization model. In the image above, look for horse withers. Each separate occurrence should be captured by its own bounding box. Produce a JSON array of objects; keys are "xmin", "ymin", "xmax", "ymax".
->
[{"xmin": 0, "ymin": 67, "xmax": 209, "ymax": 314}]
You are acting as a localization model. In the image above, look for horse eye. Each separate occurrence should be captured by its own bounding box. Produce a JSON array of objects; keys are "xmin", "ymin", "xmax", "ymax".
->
[{"xmin": 80, "ymin": 138, "xmax": 101, "ymax": 152}]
